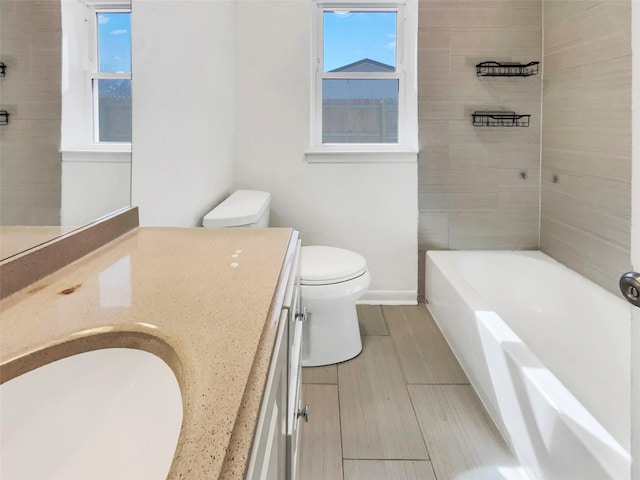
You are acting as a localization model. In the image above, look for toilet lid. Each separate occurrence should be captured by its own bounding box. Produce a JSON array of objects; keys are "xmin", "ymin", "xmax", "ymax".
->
[
  {"xmin": 301, "ymin": 246, "xmax": 367, "ymax": 285},
  {"xmin": 202, "ymin": 190, "xmax": 270, "ymax": 227}
]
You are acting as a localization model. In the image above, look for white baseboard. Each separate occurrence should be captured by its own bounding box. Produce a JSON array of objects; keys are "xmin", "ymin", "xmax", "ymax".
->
[{"xmin": 357, "ymin": 290, "xmax": 417, "ymax": 305}]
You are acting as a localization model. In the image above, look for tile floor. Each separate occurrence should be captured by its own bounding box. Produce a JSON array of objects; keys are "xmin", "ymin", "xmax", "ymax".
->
[{"xmin": 298, "ymin": 304, "xmax": 526, "ymax": 480}]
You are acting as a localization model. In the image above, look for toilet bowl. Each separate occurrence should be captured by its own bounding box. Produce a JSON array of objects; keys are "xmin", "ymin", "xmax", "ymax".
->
[
  {"xmin": 202, "ymin": 190, "xmax": 369, "ymax": 366},
  {"xmin": 300, "ymin": 246, "xmax": 370, "ymax": 366}
]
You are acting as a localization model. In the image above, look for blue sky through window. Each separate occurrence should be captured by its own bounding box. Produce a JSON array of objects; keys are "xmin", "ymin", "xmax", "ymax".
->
[
  {"xmin": 323, "ymin": 11, "xmax": 396, "ymax": 72},
  {"xmin": 97, "ymin": 12, "xmax": 131, "ymax": 73}
]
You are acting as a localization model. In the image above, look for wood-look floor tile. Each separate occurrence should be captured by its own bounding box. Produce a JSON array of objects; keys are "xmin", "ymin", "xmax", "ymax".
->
[
  {"xmin": 338, "ymin": 336, "xmax": 429, "ymax": 460},
  {"xmin": 408, "ymin": 385, "xmax": 525, "ymax": 480},
  {"xmin": 298, "ymin": 384, "xmax": 343, "ymax": 480},
  {"xmin": 302, "ymin": 364, "xmax": 338, "ymax": 384},
  {"xmin": 356, "ymin": 304, "xmax": 389, "ymax": 335},
  {"xmin": 344, "ymin": 460, "xmax": 437, "ymax": 480},
  {"xmin": 384, "ymin": 305, "xmax": 468, "ymax": 384}
]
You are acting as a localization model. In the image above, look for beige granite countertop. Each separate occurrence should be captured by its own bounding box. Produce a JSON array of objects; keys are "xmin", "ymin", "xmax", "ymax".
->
[{"xmin": 0, "ymin": 226, "xmax": 296, "ymax": 479}]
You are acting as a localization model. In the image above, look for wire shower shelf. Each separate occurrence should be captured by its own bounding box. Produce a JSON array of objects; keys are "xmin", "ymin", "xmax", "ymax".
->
[
  {"xmin": 476, "ymin": 61, "xmax": 539, "ymax": 77},
  {"xmin": 472, "ymin": 111, "xmax": 530, "ymax": 127}
]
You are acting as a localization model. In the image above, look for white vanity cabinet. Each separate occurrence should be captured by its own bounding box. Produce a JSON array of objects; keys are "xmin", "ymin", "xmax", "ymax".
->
[{"xmin": 246, "ymin": 236, "xmax": 305, "ymax": 480}]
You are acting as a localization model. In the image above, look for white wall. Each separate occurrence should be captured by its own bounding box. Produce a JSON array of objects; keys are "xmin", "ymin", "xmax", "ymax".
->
[
  {"xmin": 61, "ymin": 153, "xmax": 131, "ymax": 226},
  {"xmin": 234, "ymin": 1, "xmax": 418, "ymax": 303},
  {"xmin": 131, "ymin": 0, "xmax": 237, "ymax": 227},
  {"xmin": 60, "ymin": 0, "xmax": 89, "ymax": 150}
]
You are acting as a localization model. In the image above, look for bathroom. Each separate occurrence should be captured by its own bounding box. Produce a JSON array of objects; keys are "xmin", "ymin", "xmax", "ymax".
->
[{"xmin": 1, "ymin": 0, "xmax": 639, "ymax": 479}]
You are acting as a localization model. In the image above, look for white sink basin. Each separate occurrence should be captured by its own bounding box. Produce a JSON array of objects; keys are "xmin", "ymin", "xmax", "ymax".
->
[{"xmin": 1, "ymin": 348, "xmax": 183, "ymax": 479}]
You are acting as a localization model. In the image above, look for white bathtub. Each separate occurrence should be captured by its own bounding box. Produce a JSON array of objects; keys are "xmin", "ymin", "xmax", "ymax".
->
[{"xmin": 426, "ymin": 250, "xmax": 631, "ymax": 480}]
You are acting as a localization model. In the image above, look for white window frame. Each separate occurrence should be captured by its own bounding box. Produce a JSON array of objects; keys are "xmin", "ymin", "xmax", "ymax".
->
[
  {"xmin": 307, "ymin": 0, "xmax": 418, "ymax": 160},
  {"xmin": 86, "ymin": 2, "xmax": 132, "ymax": 146},
  {"xmin": 60, "ymin": 0, "xmax": 132, "ymax": 153}
]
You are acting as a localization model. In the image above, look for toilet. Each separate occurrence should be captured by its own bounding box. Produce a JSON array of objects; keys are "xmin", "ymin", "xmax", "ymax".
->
[{"xmin": 202, "ymin": 190, "xmax": 370, "ymax": 366}]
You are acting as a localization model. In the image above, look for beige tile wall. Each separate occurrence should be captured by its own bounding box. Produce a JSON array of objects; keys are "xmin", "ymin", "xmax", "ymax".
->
[
  {"xmin": 540, "ymin": 0, "xmax": 632, "ymax": 294},
  {"xmin": 0, "ymin": 0, "xmax": 62, "ymax": 226},
  {"xmin": 418, "ymin": 0, "xmax": 543, "ymax": 250}
]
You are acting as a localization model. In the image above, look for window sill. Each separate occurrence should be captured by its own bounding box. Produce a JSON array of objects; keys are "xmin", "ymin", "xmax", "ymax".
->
[
  {"xmin": 305, "ymin": 147, "xmax": 417, "ymax": 164},
  {"xmin": 60, "ymin": 144, "xmax": 131, "ymax": 155},
  {"xmin": 60, "ymin": 146, "xmax": 131, "ymax": 164}
]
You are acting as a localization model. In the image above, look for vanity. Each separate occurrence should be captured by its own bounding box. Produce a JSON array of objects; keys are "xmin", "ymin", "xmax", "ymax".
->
[{"xmin": 0, "ymin": 222, "xmax": 305, "ymax": 479}]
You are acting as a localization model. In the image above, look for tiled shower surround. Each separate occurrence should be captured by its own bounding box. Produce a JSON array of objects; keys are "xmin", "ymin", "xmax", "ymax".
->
[
  {"xmin": 540, "ymin": 0, "xmax": 632, "ymax": 294},
  {"xmin": 0, "ymin": 0, "xmax": 63, "ymax": 226},
  {"xmin": 417, "ymin": 0, "xmax": 543, "ymax": 251},
  {"xmin": 418, "ymin": 0, "xmax": 632, "ymax": 295}
]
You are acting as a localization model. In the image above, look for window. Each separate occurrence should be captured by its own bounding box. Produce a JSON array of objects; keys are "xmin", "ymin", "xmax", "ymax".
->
[
  {"xmin": 311, "ymin": 2, "xmax": 417, "ymax": 153},
  {"xmin": 90, "ymin": 8, "xmax": 132, "ymax": 143},
  {"xmin": 60, "ymin": 0, "xmax": 132, "ymax": 151}
]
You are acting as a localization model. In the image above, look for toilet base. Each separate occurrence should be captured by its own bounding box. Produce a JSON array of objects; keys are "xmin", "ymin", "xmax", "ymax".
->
[{"xmin": 301, "ymin": 304, "xmax": 363, "ymax": 367}]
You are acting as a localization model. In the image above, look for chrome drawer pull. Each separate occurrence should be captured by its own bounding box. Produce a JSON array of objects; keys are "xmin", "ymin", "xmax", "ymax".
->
[
  {"xmin": 297, "ymin": 404, "xmax": 309, "ymax": 423},
  {"xmin": 295, "ymin": 307, "xmax": 308, "ymax": 322}
]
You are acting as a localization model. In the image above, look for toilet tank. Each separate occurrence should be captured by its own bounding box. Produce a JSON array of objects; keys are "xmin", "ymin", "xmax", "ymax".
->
[{"xmin": 202, "ymin": 190, "xmax": 271, "ymax": 228}]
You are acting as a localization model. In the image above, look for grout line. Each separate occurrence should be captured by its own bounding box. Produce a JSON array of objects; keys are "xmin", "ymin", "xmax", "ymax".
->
[
  {"xmin": 382, "ymin": 313, "xmax": 431, "ymax": 461},
  {"xmin": 336, "ymin": 365, "xmax": 345, "ymax": 480},
  {"xmin": 429, "ymin": 455, "xmax": 441, "ymax": 480},
  {"xmin": 406, "ymin": 382, "xmax": 471, "ymax": 386},
  {"xmin": 342, "ymin": 457, "xmax": 436, "ymax": 462},
  {"xmin": 378, "ymin": 304, "xmax": 391, "ymax": 335},
  {"xmin": 358, "ymin": 305, "xmax": 390, "ymax": 336},
  {"xmin": 383, "ymin": 306, "xmax": 415, "ymax": 386},
  {"xmin": 406, "ymin": 381, "xmax": 433, "ymax": 462}
]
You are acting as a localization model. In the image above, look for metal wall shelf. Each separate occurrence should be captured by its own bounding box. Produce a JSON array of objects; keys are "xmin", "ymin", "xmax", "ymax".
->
[
  {"xmin": 476, "ymin": 61, "xmax": 539, "ymax": 77},
  {"xmin": 472, "ymin": 111, "xmax": 530, "ymax": 127}
]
